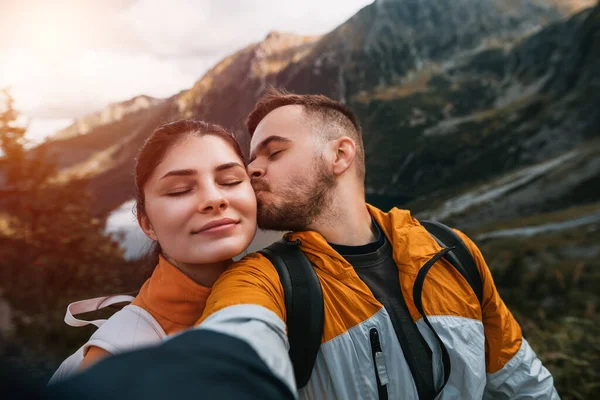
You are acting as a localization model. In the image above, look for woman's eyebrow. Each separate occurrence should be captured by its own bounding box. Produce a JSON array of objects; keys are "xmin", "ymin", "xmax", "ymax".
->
[
  {"xmin": 160, "ymin": 169, "xmax": 197, "ymax": 180},
  {"xmin": 159, "ymin": 163, "xmax": 244, "ymax": 180},
  {"xmin": 215, "ymin": 162, "xmax": 245, "ymax": 172}
]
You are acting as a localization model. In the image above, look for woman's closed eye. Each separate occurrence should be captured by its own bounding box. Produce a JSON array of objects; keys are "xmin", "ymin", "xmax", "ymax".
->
[
  {"xmin": 221, "ymin": 180, "xmax": 243, "ymax": 186},
  {"xmin": 218, "ymin": 171, "xmax": 247, "ymax": 187},
  {"xmin": 166, "ymin": 188, "xmax": 192, "ymax": 196}
]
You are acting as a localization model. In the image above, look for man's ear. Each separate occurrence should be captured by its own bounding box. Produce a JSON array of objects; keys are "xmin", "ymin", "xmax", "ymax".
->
[
  {"xmin": 138, "ymin": 213, "xmax": 158, "ymax": 241},
  {"xmin": 330, "ymin": 136, "xmax": 356, "ymax": 176}
]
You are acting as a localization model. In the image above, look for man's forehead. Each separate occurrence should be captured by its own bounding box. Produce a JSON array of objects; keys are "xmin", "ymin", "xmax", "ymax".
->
[{"xmin": 252, "ymin": 105, "xmax": 307, "ymax": 140}]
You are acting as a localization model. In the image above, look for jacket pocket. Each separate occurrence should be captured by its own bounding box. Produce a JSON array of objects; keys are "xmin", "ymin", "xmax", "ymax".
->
[{"xmin": 370, "ymin": 328, "xmax": 389, "ymax": 400}]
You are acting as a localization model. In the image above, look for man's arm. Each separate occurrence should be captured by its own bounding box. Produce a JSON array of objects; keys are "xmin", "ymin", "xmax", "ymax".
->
[
  {"xmin": 48, "ymin": 329, "xmax": 295, "ymax": 400},
  {"xmin": 456, "ymin": 230, "xmax": 559, "ymax": 399},
  {"xmin": 194, "ymin": 252, "xmax": 297, "ymax": 395}
]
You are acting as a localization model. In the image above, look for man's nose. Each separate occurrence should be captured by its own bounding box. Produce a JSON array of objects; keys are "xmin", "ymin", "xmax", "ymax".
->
[{"xmin": 247, "ymin": 160, "xmax": 265, "ymax": 178}]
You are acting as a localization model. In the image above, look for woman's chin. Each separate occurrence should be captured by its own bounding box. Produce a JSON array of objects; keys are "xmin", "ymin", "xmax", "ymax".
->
[{"xmin": 187, "ymin": 242, "xmax": 249, "ymax": 265}]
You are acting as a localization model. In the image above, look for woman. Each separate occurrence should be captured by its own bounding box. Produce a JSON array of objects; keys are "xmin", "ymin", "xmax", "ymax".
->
[{"xmin": 50, "ymin": 119, "xmax": 257, "ymax": 381}]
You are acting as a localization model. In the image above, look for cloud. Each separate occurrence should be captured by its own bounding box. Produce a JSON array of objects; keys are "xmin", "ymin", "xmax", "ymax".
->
[
  {"xmin": 0, "ymin": 0, "xmax": 373, "ymax": 142},
  {"xmin": 0, "ymin": 0, "xmax": 143, "ymax": 55},
  {"xmin": 119, "ymin": 0, "xmax": 374, "ymax": 57},
  {"xmin": 0, "ymin": 49, "xmax": 196, "ymax": 118}
]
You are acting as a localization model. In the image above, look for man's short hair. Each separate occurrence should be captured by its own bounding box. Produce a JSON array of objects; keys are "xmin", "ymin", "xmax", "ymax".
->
[{"xmin": 247, "ymin": 88, "xmax": 365, "ymax": 179}]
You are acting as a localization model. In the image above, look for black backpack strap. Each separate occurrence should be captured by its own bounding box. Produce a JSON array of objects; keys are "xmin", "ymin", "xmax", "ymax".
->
[
  {"xmin": 258, "ymin": 239, "xmax": 324, "ymax": 389},
  {"xmin": 412, "ymin": 246, "xmax": 456, "ymax": 397},
  {"xmin": 382, "ymin": 273, "xmax": 438, "ymax": 400},
  {"xmin": 420, "ymin": 220, "xmax": 484, "ymax": 305},
  {"xmin": 408, "ymin": 221, "xmax": 485, "ymax": 397}
]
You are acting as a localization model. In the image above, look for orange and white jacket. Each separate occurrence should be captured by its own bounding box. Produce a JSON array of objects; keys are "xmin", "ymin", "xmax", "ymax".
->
[{"xmin": 196, "ymin": 205, "xmax": 558, "ymax": 399}]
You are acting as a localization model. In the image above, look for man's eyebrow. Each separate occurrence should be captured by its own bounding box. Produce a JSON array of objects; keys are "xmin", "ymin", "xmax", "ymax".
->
[
  {"xmin": 215, "ymin": 162, "xmax": 245, "ymax": 172},
  {"xmin": 160, "ymin": 169, "xmax": 197, "ymax": 180},
  {"xmin": 249, "ymin": 136, "xmax": 292, "ymax": 163}
]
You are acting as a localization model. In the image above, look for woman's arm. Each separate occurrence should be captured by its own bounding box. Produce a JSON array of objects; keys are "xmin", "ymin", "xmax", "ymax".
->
[{"xmin": 79, "ymin": 346, "xmax": 111, "ymax": 371}]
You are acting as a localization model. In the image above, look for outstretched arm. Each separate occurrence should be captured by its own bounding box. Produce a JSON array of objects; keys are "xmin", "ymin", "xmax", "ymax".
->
[
  {"xmin": 194, "ymin": 252, "xmax": 297, "ymax": 395},
  {"xmin": 49, "ymin": 329, "xmax": 295, "ymax": 400}
]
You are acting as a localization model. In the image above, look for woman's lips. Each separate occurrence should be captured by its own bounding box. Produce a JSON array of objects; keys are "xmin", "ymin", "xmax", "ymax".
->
[
  {"xmin": 191, "ymin": 218, "xmax": 239, "ymax": 235},
  {"xmin": 194, "ymin": 222, "xmax": 238, "ymax": 234}
]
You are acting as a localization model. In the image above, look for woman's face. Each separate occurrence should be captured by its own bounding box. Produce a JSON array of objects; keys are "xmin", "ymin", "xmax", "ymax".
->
[{"xmin": 140, "ymin": 135, "xmax": 257, "ymax": 266}]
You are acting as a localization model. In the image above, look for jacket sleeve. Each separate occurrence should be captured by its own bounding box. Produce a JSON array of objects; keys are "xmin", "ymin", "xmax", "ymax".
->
[
  {"xmin": 455, "ymin": 231, "xmax": 560, "ymax": 399},
  {"xmin": 194, "ymin": 252, "xmax": 297, "ymax": 396},
  {"xmin": 49, "ymin": 329, "xmax": 296, "ymax": 400}
]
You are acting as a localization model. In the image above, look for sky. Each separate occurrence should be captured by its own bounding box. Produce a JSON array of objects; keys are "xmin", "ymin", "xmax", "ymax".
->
[{"xmin": 0, "ymin": 0, "xmax": 374, "ymax": 144}]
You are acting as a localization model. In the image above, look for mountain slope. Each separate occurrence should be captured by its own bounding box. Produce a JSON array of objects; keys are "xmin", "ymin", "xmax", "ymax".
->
[{"xmin": 12, "ymin": 0, "xmax": 597, "ymax": 221}]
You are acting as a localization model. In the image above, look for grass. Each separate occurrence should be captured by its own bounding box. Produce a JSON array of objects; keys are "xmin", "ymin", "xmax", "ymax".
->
[{"xmin": 471, "ymin": 218, "xmax": 600, "ymax": 399}]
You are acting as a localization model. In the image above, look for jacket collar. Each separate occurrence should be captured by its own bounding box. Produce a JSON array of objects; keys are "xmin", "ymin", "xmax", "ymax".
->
[
  {"xmin": 285, "ymin": 204, "xmax": 419, "ymax": 279},
  {"xmin": 135, "ymin": 255, "xmax": 211, "ymax": 331}
]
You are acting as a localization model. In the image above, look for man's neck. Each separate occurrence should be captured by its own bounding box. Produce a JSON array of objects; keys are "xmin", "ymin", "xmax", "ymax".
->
[{"xmin": 309, "ymin": 202, "xmax": 376, "ymax": 246}]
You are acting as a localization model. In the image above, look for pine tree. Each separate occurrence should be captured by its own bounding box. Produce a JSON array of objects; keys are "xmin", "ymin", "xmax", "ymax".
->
[
  {"xmin": 0, "ymin": 89, "xmax": 57, "ymax": 192},
  {"xmin": 0, "ymin": 88, "xmax": 27, "ymax": 186},
  {"xmin": 0, "ymin": 90, "xmax": 134, "ymax": 376}
]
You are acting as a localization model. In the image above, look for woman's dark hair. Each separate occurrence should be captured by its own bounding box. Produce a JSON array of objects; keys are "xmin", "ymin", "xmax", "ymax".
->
[{"xmin": 134, "ymin": 119, "xmax": 244, "ymax": 271}]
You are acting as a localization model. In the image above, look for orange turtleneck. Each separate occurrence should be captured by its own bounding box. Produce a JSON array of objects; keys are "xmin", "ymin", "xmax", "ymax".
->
[
  {"xmin": 131, "ymin": 255, "xmax": 212, "ymax": 334},
  {"xmin": 80, "ymin": 256, "xmax": 211, "ymax": 369}
]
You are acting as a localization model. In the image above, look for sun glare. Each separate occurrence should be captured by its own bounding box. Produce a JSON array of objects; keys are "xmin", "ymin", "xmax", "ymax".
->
[
  {"xmin": 31, "ymin": 14, "xmax": 74, "ymax": 57},
  {"xmin": 9, "ymin": 3, "xmax": 93, "ymax": 62}
]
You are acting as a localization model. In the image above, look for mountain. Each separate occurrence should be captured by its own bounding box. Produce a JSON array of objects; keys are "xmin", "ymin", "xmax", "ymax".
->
[
  {"xmin": 404, "ymin": 0, "xmax": 600, "ymax": 227},
  {"xmin": 53, "ymin": 95, "xmax": 162, "ymax": 141},
  {"xmin": 24, "ymin": 0, "xmax": 596, "ymax": 220},
  {"xmin": 0, "ymin": 0, "xmax": 593, "ymax": 223}
]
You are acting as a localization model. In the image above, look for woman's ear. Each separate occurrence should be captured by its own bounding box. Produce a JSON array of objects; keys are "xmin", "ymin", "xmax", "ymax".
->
[
  {"xmin": 138, "ymin": 213, "xmax": 158, "ymax": 241},
  {"xmin": 331, "ymin": 136, "xmax": 356, "ymax": 176}
]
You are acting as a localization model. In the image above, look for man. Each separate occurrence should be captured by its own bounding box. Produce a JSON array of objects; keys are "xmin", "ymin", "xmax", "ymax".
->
[{"xmin": 195, "ymin": 89, "xmax": 558, "ymax": 399}]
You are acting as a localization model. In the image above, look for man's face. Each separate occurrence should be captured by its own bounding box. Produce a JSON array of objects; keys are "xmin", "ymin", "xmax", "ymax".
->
[{"xmin": 247, "ymin": 105, "xmax": 336, "ymax": 231}]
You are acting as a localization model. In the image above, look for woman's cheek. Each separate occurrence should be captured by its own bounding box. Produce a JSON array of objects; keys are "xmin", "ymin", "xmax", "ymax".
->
[
  {"xmin": 160, "ymin": 198, "xmax": 195, "ymax": 229},
  {"xmin": 231, "ymin": 188, "xmax": 257, "ymax": 216}
]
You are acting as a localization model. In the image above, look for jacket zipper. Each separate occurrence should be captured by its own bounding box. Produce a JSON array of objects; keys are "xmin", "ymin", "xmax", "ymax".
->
[{"xmin": 370, "ymin": 328, "xmax": 389, "ymax": 400}]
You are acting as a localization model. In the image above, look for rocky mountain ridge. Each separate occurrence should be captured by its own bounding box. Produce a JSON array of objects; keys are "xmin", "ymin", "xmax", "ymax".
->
[
  {"xmin": 7, "ymin": 0, "xmax": 598, "ymax": 224},
  {"xmin": 53, "ymin": 95, "xmax": 162, "ymax": 141}
]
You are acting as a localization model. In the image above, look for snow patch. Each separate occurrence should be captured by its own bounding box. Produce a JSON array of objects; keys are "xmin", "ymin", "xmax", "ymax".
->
[
  {"xmin": 427, "ymin": 149, "xmax": 579, "ymax": 220},
  {"xmin": 476, "ymin": 211, "xmax": 600, "ymax": 240}
]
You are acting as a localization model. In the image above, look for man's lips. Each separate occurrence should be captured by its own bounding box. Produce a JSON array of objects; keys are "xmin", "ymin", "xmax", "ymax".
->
[
  {"xmin": 191, "ymin": 218, "xmax": 238, "ymax": 234},
  {"xmin": 251, "ymin": 179, "xmax": 269, "ymax": 192}
]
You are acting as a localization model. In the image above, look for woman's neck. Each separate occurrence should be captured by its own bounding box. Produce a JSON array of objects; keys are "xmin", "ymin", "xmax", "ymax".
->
[{"xmin": 164, "ymin": 255, "xmax": 232, "ymax": 287}]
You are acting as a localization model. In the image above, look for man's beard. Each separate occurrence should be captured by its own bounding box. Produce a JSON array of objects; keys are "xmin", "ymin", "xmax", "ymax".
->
[{"xmin": 254, "ymin": 158, "xmax": 336, "ymax": 231}]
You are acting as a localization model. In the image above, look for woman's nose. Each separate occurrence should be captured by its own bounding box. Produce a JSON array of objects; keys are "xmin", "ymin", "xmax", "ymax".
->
[{"xmin": 199, "ymin": 189, "xmax": 229, "ymax": 213}]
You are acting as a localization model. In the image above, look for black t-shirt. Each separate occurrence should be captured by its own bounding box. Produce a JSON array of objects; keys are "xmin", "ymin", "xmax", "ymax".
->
[
  {"xmin": 330, "ymin": 221, "xmax": 430, "ymax": 363},
  {"xmin": 329, "ymin": 220, "xmax": 405, "ymax": 315}
]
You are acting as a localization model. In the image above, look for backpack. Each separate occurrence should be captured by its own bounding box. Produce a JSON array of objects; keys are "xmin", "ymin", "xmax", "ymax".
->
[
  {"xmin": 49, "ymin": 296, "xmax": 167, "ymax": 385},
  {"xmin": 258, "ymin": 220, "xmax": 484, "ymax": 394}
]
